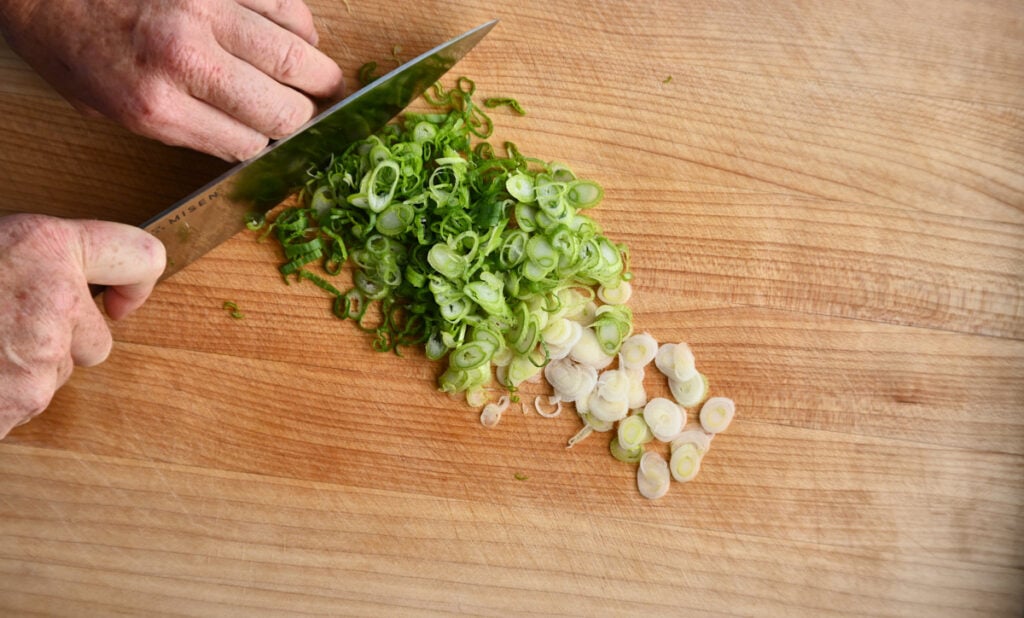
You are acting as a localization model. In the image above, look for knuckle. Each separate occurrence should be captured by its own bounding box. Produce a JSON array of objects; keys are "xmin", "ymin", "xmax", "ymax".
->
[
  {"xmin": 232, "ymin": 136, "xmax": 270, "ymax": 162},
  {"xmin": 275, "ymin": 0, "xmax": 309, "ymax": 23},
  {"xmin": 267, "ymin": 100, "xmax": 311, "ymax": 138},
  {"xmin": 118, "ymin": 80, "xmax": 173, "ymax": 133},
  {"xmin": 46, "ymin": 277, "xmax": 80, "ymax": 317},
  {"xmin": 1, "ymin": 215, "xmax": 75, "ymax": 259},
  {"xmin": 19, "ymin": 377, "xmax": 56, "ymax": 419},
  {"xmin": 275, "ymin": 39, "xmax": 307, "ymax": 81}
]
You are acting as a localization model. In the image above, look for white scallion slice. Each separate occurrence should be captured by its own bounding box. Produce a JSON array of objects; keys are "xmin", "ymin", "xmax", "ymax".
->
[
  {"xmin": 505, "ymin": 172, "xmax": 536, "ymax": 203},
  {"xmin": 671, "ymin": 342, "xmax": 698, "ymax": 382},
  {"xmin": 480, "ymin": 395, "xmax": 510, "ymax": 428},
  {"xmin": 587, "ymin": 391, "xmax": 630, "ymax": 423},
  {"xmin": 581, "ymin": 411, "xmax": 615, "ymax": 432},
  {"xmin": 506, "ymin": 353, "xmax": 543, "ymax": 386},
  {"xmin": 569, "ymin": 300, "xmax": 598, "ymax": 327},
  {"xmin": 595, "ymin": 369, "xmax": 632, "ymax": 401},
  {"xmin": 699, "ymin": 397, "xmax": 735, "ymax": 434},
  {"xmin": 543, "ymin": 357, "xmax": 598, "ymax": 402},
  {"xmin": 465, "ymin": 387, "xmax": 488, "ymax": 408},
  {"xmin": 610, "ymin": 437, "xmax": 643, "ymax": 463},
  {"xmin": 637, "ymin": 451, "xmax": 671, "ymax": 500},
  {"xmin": 669, "ymin": 371, "xmax": 709, "ymax": 408},
  {"xmin": 543, "ymin": 319, "xmax": 583, "ymax": 360},
  {"xmin": 618, "ymin": 332, "xmax": 658, "ymax": 370},
  {"xmin": 617, "ymin": 412, "xmax": 653, "ymax": 450},
  {"xmin": 654, "ymin": 342, "xmax": 698, "ymax": 382},
  {"xmin": 643, "ymin": 397, "xmax": 685, "ymax": 442},
  {"xmin": 534, "ymin": 396, "xmax": 562, "ymax": 418},
  {"xmin": 669, "ymin": 442, "xmax": 702, "ymax": 483},
  {"xmin": 586, "ymin": 369, "xmax": 631, "ymax": 422},
  {"xmin": 626, "ymin": 367, "xmax": 647, "ymax": 409},
  {"xmin": 569, "ymin": 326, "xmax": 614, "ymax": 369},
  {"xmin": 597, "ymin": 280, "xmax": 633, "ymax": 305},
  {"xmin": 654, "ymin": 343, "xmax": 677, "ymax": 376},
  {"xmin": 671, "ymin": 423, "xmax": 714, "ymax": 454},
  {"xmin": 491, "ymin": 346, "xmax": 514, "ymax": 367}
]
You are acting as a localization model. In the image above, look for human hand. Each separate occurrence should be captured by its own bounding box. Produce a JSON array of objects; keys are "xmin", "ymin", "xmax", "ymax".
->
[
  {"xmin": 0, "ymin": 0, "xmax": 344, "ymax": 161},
  {"xmin": 0, "ymin": 214, "xmax": 166, "ymax": 438}
]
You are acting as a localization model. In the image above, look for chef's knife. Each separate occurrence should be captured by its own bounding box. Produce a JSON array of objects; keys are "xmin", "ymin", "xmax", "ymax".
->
[{"xmin": 138, "ymin": 20, "xmax": 497, "ymax": 283}]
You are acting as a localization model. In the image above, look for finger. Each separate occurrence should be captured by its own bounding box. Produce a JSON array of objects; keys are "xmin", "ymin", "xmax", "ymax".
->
[
  {"xmin": 75, "ymin": 220, "xmax": 166, "ymax": 320},
  {"xmin": 187, "ymin": 48, "xmax": 317, "ymax": 139},
  {"xmin": 233, "ymin": 0, "xmax": 320, "ymax": 45},
  {"xmin": 70, "ymin": 298, "xmax": 113, "ymax": 367},
  {"xmin": 123, "ymin": 87, "xmax": 270, "ymax": 161},
  {"xmin": 216, "ymin": 9, "xmax": 344, "ymax": 99}
]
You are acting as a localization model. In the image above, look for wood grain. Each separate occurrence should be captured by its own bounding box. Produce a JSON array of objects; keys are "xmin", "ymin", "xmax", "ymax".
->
[{"xmin": 1, "ymin": 0, "xmax": 1022, "ymax": 615}]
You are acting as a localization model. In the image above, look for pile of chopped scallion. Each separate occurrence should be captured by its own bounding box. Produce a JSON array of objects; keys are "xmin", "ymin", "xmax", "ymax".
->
[{"xmin": 252, "ymin": 77, "xmax": 735, "ymax": 499}]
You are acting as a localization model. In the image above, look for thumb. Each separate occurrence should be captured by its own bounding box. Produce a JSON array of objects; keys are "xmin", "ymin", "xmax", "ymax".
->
[{"xmin": 75, "ymin": 220, "xmax": 167, "ymax": 320}]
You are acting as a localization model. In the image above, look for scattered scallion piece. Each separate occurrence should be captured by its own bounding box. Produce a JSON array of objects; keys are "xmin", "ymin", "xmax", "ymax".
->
[
  {"xmin": 618, "ymin": 333, "xmax": 658, "ymax": 370},
  {"xmin": 480, "ymin": 395, "xmax": 511, "ymax": 428},
  {"xmin": 669, "ymin": 371, "xmax": 709, "ymax": 408},
  {"xmin": 700, "ymin": 397, "xmax": 736, "ymax": 434},
  {"xmin": 597, "ymin": 280, "xmax": 632, "ymax": 305},
  {"xmin": 669, "ymin": 442, "xmax": 702, "ymax": 483},
  {"xmin": 222, "ymin": 301, "xmax": 244, "ymax": 319},
  {"xmin": 637, "ymin": 451, "xmax": 671, "ymax": 500},
  {"xmin": 484, "ymin": 97, "xmax": 527, "ymax": 115},
  {"xmin": 617, "ymin": 412, "xmax": 653, "ymax": 451},
  {"xmin": 643, "ymin": 397, "xmax": 685, "ymax": 442},
  {"xmin": 610, "ymin": 437, "xmax": 643, "ymax": 463},
  {"xmin": 655, "ymin": 342, "xmax": 698, "ymax": 382}
]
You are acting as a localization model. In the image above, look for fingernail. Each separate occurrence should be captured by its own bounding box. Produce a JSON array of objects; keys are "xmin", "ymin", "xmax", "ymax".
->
[{"xmin": 310, "ymin": 29, "xmax": 320, "ymax": 47}]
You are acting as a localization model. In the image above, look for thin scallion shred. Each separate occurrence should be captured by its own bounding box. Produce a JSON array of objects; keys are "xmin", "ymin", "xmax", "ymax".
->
[
  {"xmin": 484, "ymin": 97, "xmax": 526, "ymax": 115},
  {"xmin": 222, "ymin": 301, "xmax": 244, "ymax": 319},
  {"xmin": 357, "ymin": 61, "xmax": 381, "ymax": 86},
  {"xmin": 263, "ymin": 76, "xmax": 631, "ymax": 402}
]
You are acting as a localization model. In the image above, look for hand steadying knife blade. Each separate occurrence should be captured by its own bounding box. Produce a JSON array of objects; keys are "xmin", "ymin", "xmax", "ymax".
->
[{"xmin": 136, "ymin": 19, "xmax": 496, "ymax": 287}]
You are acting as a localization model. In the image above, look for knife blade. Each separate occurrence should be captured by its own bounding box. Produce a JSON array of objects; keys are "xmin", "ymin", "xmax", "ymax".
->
[{"xmin": 139, "ymin": 20, "xmax": 497, "ymax": 283}]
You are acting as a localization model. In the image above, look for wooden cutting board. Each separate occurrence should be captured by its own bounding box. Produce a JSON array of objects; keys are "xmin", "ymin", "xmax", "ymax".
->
[{"xmin": 1, "ymin": 1, "xmax": 1022, "ymax": 615}]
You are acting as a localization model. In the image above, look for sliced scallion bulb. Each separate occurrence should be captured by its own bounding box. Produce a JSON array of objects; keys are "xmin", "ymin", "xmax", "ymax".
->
[
  {"xmin": 617, "ymin": 412, "xmax": 653, "ymax": 450},
  {"xmin": 669, "ymin": 442, "xmax": 702, "ymax": 483},
  {"xmin": 643, "ymin": 397, "xmax": 685, "ymax": 442},
  {"xmin": 618, "ymin": 332, "xmax": 658, "ymax": 370},
  {"xmin": 637, "ymin": 451, "xmax": 670, "ymax": 500},
  {"xmin": 480, "ymin": 395, "xmax": 511, "ymax": 428},
  {"xmin": 699, "ymin": 397, "xmax": 735, "ymax": 434},
  {"xmin": 534, "ymin": 396, "xmax": 562, "ymax": 418},
  {"xmin": 543, "ymin": 357, "xmax": 597, "ymax": 402},
  {"xmin": 465, "ymin": 387, "xmax": 489, "ymax": 408},
  {"xmin": 671, "ymin": 424, "xmax": 714, "ymax": 454},
  {"xmin": 669, "ymin": 371, "xmax": 709, "ymax": 408},
  {"xmin": 610, "ymin": 437, "xmax": 643, "ymax": 463},
  {"xmin": 569, "ymin": 327, "xmax": 614, "ymax": 369},
  {"xmin": 625, "ymin": 367, "xmax": 647, "ymax": 410},
  {"xmin": 587, "ymin": 392, "xmax": 629, "ymax": 423},
  {"xmin": 505, "ymin": 172, "xmax": 536, "ymax": 203},
  {"xmin": 655, "ymin": 342, "xmax": 698, "ymax": 382},
  {"xmin": 597, "ymin": 280, "xmax": 632, "ymax": 305}
]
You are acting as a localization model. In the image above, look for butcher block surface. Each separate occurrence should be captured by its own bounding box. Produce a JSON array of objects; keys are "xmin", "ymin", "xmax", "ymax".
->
[{"xmin": 1, "ymin": 1, "xmax": 1022, "ymax": 615}]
